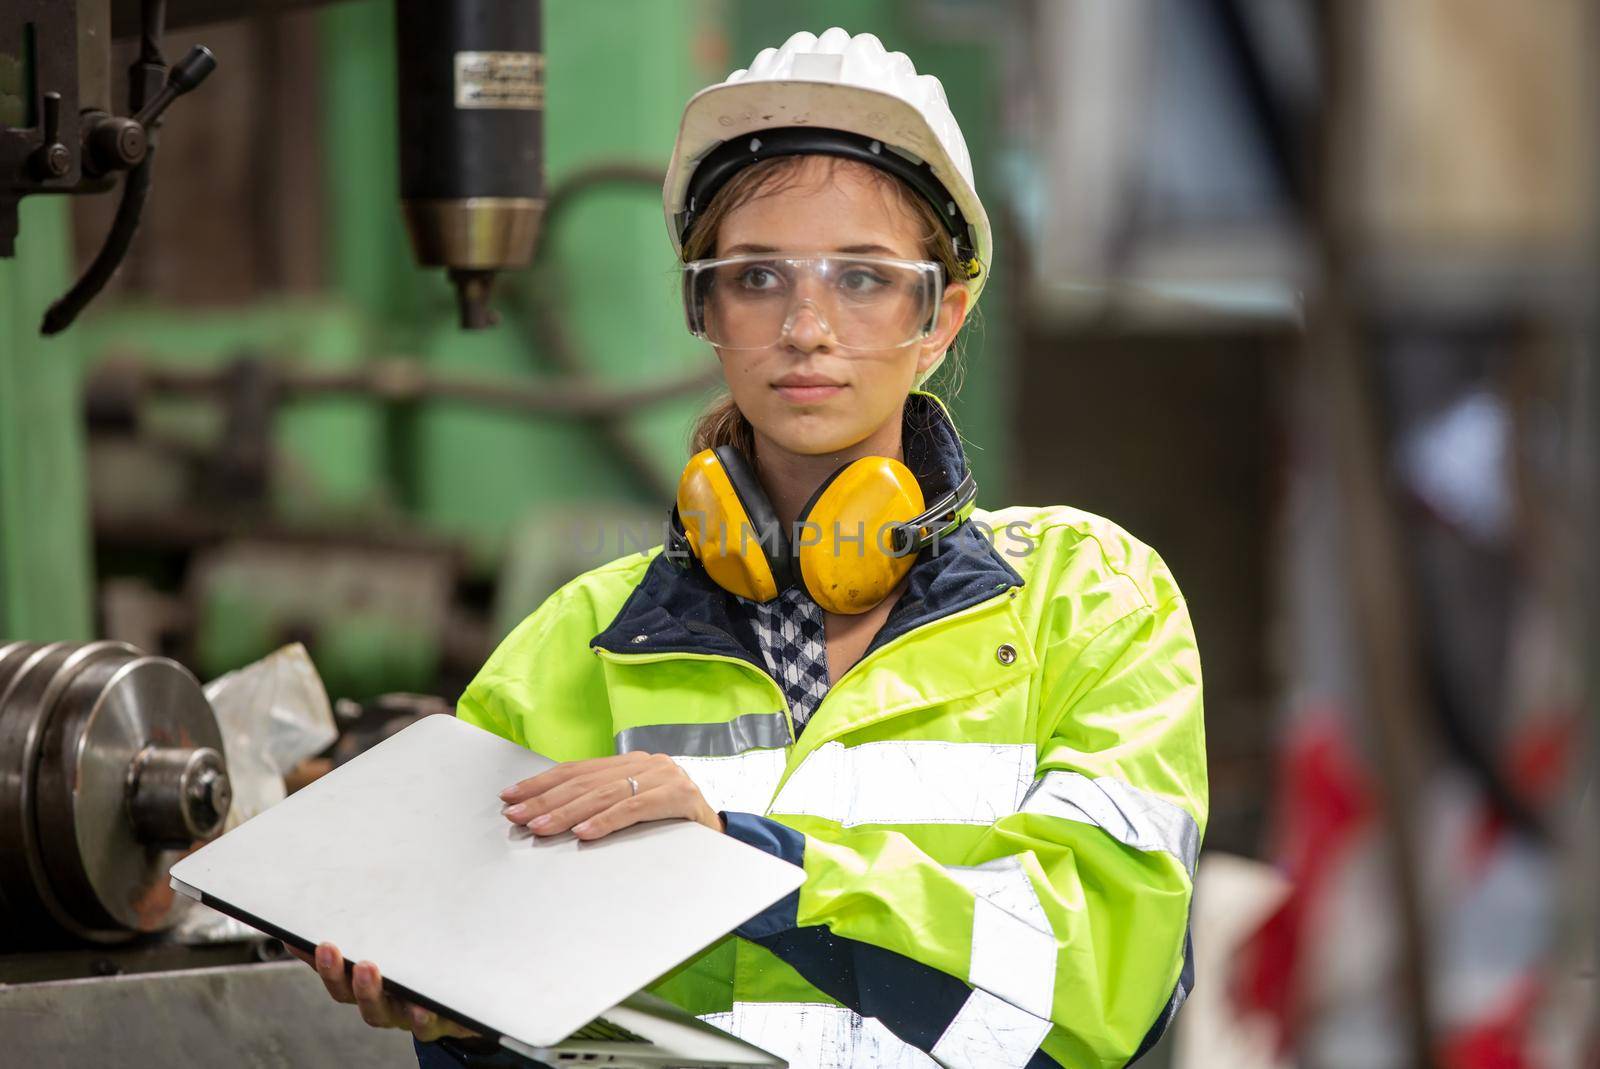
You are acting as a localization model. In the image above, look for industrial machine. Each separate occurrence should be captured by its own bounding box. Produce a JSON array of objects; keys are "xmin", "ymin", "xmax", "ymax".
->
[
  {"xmin": 1, "ymin": 0, "xmax": 680, "ymax": 1060},
  {"xmin": 0, "ymin": 637, "xmax": 449, "ymax": 1064},
  {"xmin": 3, "ymin": 0, "xmax": 546, "ymax": 333},
  {"xmin": 395, "ymin": 0, "xmax": 545, "ymax": 328},
  {"xmin": 0, "ymin": 640, "xmax": 230, "ymax": 947},
  {"xmin": 1, "ymin": 0, "xmax": 216, "ymax": 333}
]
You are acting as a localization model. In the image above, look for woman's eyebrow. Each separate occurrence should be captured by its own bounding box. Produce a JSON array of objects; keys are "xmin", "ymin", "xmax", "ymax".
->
[{"xmin": 721, "ymin": 242, "xmax": 904, "ymax": 256}]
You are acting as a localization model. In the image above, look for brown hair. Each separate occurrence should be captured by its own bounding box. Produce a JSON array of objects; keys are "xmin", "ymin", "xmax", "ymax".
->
[{"xmin": 683, "ymin": 155, "xmax": 971, "ymax": 456}]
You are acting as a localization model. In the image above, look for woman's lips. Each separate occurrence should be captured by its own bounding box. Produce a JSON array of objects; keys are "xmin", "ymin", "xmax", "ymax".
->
[{"xmin": 773, "ymin": 382, "xmax": 846, "ymax": 404}]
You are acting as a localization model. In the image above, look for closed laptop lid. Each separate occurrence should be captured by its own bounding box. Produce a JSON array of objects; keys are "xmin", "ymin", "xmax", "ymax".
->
[{"xmin": 169, "ymin": 714, "xmax": 804, "ymax": 1048}]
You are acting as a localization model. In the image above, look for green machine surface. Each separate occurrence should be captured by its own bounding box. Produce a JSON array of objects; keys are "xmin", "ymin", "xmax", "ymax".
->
[{"xmin": 0, "ymin": 196, "xmax": 94, "ymax": 640}]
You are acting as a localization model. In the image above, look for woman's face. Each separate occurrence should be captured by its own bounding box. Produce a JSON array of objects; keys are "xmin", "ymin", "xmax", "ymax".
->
[{"xmin": 711, "ymin": 157, "xmax": 970, "ymax": 458}]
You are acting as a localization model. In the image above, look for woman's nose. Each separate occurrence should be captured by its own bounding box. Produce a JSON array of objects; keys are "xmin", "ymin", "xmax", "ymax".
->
[{"xmin": 780, "ymin": 299, "xmax": 836, "ymax": 351}]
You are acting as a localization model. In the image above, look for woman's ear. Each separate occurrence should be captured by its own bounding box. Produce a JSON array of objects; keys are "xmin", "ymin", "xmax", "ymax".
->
[{"xmin": 916, "ymin": 282, "xmax": 972, "ymax": 375}]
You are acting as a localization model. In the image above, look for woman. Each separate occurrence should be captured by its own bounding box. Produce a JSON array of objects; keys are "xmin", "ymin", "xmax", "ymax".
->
[{"xmin": 303, "ymin": 27, "xmax": 1206, "ymax": 1069}]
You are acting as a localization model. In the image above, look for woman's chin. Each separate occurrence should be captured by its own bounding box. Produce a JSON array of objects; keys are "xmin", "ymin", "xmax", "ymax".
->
[{"xmin": 761, "ymin": 420, "xmax": 873, "ymax": 458}]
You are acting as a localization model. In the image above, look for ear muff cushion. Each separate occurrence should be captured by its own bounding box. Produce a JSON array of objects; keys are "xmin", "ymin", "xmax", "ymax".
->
[
  {"xmin": 795, "ymin": 456, "xmax": 926, "ymax": 615},
  {"xmin": 677, "ymin": 449, "xmax": 781, "ymax": 601},
  {"xmin": 713, "ymin": 445, "xmax": 794, "ymax": 594}
]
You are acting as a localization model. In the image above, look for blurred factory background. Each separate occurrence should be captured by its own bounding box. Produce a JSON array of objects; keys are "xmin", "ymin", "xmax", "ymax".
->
[{"xmin": 0, "ymin": 0, "xmax": 1595, "ymax": 1066}]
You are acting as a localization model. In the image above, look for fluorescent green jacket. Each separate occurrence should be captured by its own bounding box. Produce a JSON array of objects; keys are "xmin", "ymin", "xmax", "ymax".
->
[{"xmin": 455, "ymin": 393, "xmax": 1207, "ymax": 1068}]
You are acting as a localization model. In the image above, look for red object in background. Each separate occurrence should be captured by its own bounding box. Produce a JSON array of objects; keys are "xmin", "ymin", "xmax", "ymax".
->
[
  {"xmin": 1234, "ymin": 708, "xmax": 1583, "ymax": 1063},
  {"xmin": 1463, "ymin": 711, "xmax": 1580, "ymax": 877},
  {"xmin": 1232, "ymin": 712, "xmax": 1374, "ymax": 1050},
  {"xmin": 1438, "ymin": 977, "xmax": 1542, "ymax": 1069}
]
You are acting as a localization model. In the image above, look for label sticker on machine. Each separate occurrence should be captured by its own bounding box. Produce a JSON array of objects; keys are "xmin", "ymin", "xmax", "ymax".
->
[{"xmin": 453, "ymin": 51, "xmax": 544, "ymax": 110}]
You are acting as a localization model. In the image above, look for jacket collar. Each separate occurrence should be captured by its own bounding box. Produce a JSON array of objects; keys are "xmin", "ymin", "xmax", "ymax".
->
[{"xmin": 591, "ymin": 391, "xmax": 1024, "ymax": 662}]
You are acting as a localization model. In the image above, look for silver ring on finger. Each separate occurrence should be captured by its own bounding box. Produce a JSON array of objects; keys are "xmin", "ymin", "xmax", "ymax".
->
[{"xmin": 626, "ymin": 775, "xmax": 639, "ymax": 797}]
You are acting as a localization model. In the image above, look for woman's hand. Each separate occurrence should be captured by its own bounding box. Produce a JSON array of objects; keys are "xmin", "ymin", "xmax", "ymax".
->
[
  {"xmin": 287, "ymin": 941, "xmax": 478, "ymax": 1043},
  {"xmin": 499, "ymin": 752, "xmax": 725, "ymax": 841}
]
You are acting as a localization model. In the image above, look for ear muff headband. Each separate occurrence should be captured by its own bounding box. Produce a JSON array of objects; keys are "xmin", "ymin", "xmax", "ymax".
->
[
  {"xmin": 712, "ymin": 445, "xmax": 794, "ymax": 592},
  {"xmin": 890, "ymin": 469, "xmax": 978, "ymax": 556}
]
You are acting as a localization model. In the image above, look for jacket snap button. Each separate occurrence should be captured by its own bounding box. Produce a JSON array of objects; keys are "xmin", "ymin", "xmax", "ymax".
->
[
  {"xmin": 996, "ymin": 643, "xmax": 1017, "ymax": 665},
  {"xmin": 631, "ymin": 634, "xmax": 649, "ymax": 645}
]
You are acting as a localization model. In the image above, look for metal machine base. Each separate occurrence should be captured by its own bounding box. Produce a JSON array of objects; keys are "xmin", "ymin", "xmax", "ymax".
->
[{"xmin": 0, "ymin": 960, "xmax": 416, "ymax": 1066}]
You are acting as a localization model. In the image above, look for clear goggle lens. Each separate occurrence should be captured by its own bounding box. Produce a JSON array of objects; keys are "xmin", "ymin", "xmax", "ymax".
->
[{"xmin": 682, "ymin": 254, "xmax": 943, "ymax": 351}]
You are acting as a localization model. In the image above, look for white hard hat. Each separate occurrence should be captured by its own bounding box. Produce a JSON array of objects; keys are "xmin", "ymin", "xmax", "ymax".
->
[{"xmin": 664, "ymin": 28, "xmax": 991, "ymax": 383}]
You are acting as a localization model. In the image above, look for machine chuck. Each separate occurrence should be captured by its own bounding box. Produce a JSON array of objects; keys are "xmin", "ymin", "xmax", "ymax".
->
[{"xmin": 0, "ymin": 641, "xmax": 231, "ymax": 945}]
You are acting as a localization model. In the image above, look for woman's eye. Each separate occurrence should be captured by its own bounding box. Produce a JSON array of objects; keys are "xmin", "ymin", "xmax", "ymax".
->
[
  {"xmin": 839, "ymin": 269, "xmax": 891, "ymax": 294},
  {"xmin": 736, "ymin": 266, "xmax": 781, "ymax": 291}
]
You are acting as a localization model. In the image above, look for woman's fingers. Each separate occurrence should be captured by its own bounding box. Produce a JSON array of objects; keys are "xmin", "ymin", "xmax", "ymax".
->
[
  {"xmin": 507, "ymin": 765, "xmax": 650, "ymax": 826},
  {"xmin": 573, "ymin": 776, "xmax": 708, "ymax": 840},
  {"xmin": 520, "ymin": 774, "xmax": 640, "ymax": 835},
  {"xmin": 497, "ymin": 773, "xmax": 550, "ymax": 806},
  {"xmin": 570, "ymin": 791, "xmax": 656, "ymax": 840},
  {"xmin": 502, "ymin": 752, "xmax": 721, "ymax": 841},
  {"xmin": 352, "ymin": 960, "xmax": 408, "ymax": 1029},
  {"xmin": 497, "ymin": 759, "xmax": 603, "ymax": 805},
  {"xmin": 313, "ymin": 942, "xmax": 356, "ymax": 1004},
  {"xmin": 499, "ymin": 752, "xmax": 653, "ymax": 805},
  {"xmin": 307, "ymin": 943, "xmax": 463, "ymax": 1037},
  {"xmin": 408, "ymin": 1004, "xmax": 480, "ymax": 1042},
  {"xmin": 501, "ymin": 769, "xmax": 605, "ymax": 823}
]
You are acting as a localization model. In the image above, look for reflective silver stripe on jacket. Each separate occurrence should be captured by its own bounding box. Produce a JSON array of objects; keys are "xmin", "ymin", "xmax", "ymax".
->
[
  {"xmin": 699, "ymin": 1001, "xmax": 936, "ymax": 1069},
  {"xmin": 1020, "ymin": 769, "xmax": 1200, "ymax": 876},
  {"xmin": 615, "ymin": 710, "xmax": 790, "ymax": 757},
  {"xmin": 930, "ymin": 988, "xmax": 1053, "ymax": 1069},
  {"xmin": 769, "ymin": 740, "xmax": 1036, "ymax": 827},
  {"xmin": 671, "ymin": 750, "xmax": 787, "ymax": 814},
  {"xmin": 947, "ymin": 856, "xmax": 1056, "ymax": 1020}
]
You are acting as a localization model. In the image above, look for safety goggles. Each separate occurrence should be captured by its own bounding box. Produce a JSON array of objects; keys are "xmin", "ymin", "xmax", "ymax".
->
[{"xmin": 682, "ymin": 254, "xmax": 944, "ymax": 351}]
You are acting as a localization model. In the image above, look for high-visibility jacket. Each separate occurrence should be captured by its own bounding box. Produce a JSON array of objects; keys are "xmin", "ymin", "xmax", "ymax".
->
[{"xmin": 449, "ymin": 391, "xmax": 1207, "ymax": 1068}]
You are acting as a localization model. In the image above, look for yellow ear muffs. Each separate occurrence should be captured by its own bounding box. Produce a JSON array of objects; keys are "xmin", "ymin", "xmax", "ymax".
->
[
  {"xmin": 793, "ymin": 456, "xmax": 925, "ymax": 615},
  {"xmin": 675, "ymin": 446, "xmax": 792, "ymax": 602},
  {"xmin": 670, "ymin": 444, "xmax": 971, "ymax": 614}
]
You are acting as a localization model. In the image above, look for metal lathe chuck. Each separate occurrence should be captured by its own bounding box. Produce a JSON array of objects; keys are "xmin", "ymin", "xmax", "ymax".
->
[{"xmin": 0, "ymin": 641, "xmax": 231, "ymax": 944}]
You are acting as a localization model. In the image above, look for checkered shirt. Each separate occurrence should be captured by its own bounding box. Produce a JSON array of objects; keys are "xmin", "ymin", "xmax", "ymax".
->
[{"xmin": 739, "ymin": 586, "xmax": 831, "ymax": 737}]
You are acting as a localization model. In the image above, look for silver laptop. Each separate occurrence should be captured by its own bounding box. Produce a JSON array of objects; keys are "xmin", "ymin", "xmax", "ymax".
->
[{"xmin": 170, "ymin": 714, "xmax": 799, "ymax": 1067}]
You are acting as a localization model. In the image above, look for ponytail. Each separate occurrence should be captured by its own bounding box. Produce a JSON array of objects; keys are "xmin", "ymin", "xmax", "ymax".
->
[{"xmin": 689, "ymin": 392, "xmax": 756, "ymax": 456}]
